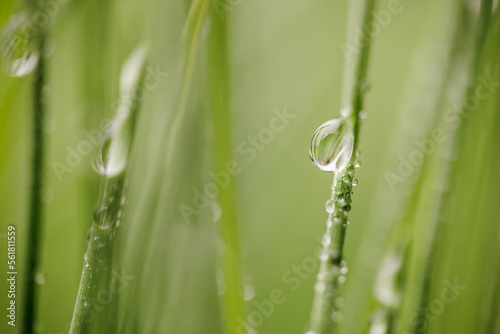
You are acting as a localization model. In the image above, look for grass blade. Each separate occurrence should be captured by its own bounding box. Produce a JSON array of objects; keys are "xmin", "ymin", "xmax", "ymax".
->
[
  {"xmin": 20, "ymin": 24, "xmax": 46, "ymax": 334},
  {"xmin": 308, "ymin": 0, "xmax": 376, "ymax": 332},
  {"xmin": 207, "ymin": 7, "xmax": 245, "ymax": 334},
  {"xmin": 69, "ymin": 46, "xmax": 147, "ymax": 334}
]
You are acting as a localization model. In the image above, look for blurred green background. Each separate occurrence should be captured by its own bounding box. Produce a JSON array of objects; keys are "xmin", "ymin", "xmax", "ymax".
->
[{"xmin": 1, "ymin": 0, "xmax": 499, "ymax": 333}]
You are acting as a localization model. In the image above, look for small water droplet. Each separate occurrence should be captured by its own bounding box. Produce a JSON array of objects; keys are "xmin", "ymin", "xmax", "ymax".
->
[
  {"xmin": 309, "ymin": 118, "xmax": 354, "ymax": 172},
  {"xmin": 212, "ymin": 202, "xmax": 222, "ymax": 222},
  {"xmin": 352, "ymin": 178, "xmax": 358, "ymax": 186},
  {"xmin": 340, "ymin": 107, "xmax": 351, "ymax": 118},
  {"xmin": 35, "ymin": 272, "xmax": 45, "ymax": 285},
  {"xmin": 315, "ymin": 281, "xmax": 326, "ymax": 293},
  {"xmin": 325, "ymin": 199, "xmax": 335, "ymax": 213},
  {"xmin": 244, "ymin": 284, "xmax": 255, "ymax": 301},
  {"xmin": 340, "ymin": 261, "xmax": 349, "ymax": 274},
  {"xmin": 0, "ymin": 12, "xmax": 39, "ymax": 77},
  {"xmin": 322, "ymin": 234, "xmax": 332, "ymax": 247},
  {"xmin": 332, "ymin": 311, "xmax": 343, "ymax": 322},
  {"xmin": 359, "ymin": 110, "xmax": 367, "ymax": 119},
  {"xmin": 338, "ymin": 276, "xmax": 346, "ymax": 284},
  {"xmin": 354, "ymin": 160, "xmax": 361, "ymax": 168},
  {"xmin": 93, "ymin": 204, "xmax": 109, "ymax": 223}
]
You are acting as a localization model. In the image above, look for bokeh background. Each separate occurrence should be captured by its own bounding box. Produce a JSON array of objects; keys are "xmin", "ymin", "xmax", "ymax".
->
[{"xmin": 1, "ymin": 0, "xmax": 499, "ymax": 333}]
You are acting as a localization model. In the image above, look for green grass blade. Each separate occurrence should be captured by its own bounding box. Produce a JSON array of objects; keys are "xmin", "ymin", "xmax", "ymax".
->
[
  {"xmin": 69, "ymin": 46, "xmax": 147, "ymax": 334},
  {"xmin": 207, "ymin": 7, "xmax": 245, "ymax": 334},
  {"xmin": 308, "ymin": 0, "xmax": 376, "ymax": 332}
]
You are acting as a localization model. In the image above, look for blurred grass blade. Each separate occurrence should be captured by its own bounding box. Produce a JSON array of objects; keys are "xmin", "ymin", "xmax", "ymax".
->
[
  {"xmin": 410, "ymin": 0, "xmax": 494, "ymax": 333},
  {"xmin": 207, "ymin": 6, "xmax": 245, "ymax": 334},
  {"xmin": 69, "ymin": 45, "xmax": 147, "ymax": 334}
]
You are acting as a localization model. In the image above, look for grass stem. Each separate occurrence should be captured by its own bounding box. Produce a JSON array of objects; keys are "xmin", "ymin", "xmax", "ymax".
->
[
  {"xmin": 308, "ymin": 0, "xmax": 375, "ymax": 332},
  {"xmin": 20, "ymin": 28, "xmax": 46, "ymax": 334},
  {"xmin": 207, "ymin": 7, "xmax": 245, "ymax": 333},
  {"xmin": 69, "ymin": 47, "xmax": 147, "ymax": 334}
]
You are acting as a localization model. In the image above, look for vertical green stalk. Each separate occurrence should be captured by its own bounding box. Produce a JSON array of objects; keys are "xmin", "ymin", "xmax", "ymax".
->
[
  {"xmin": 368, "ymin": 4, "xmax": 472, "ymax": 333},
  {"xmin": 128, "ymin": 0, "xmax": 212, "ymax": 261},
  {"xmin": 69, "ymin": 47, "xmax": 147, "ymax": 334},
  {"xmin": 410, "ymin": 0, "xmax": 493, "ymax": 333},
  {"xmin": 308, "ymin": 0, "xmax": 375, "ymax": 332},
  {"xmin": 207, "ymin": 7, "xmax": 245, "ymax": 334},
  {"xmin": 20, "ymin": 24, "xmax": 46, "ymax": 334}
]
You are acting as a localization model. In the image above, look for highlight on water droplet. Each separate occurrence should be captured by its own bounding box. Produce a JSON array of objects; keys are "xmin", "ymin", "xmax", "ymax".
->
[
  {"xmin": 0, "ymin": 12, "xmax": 39, "ymax": 77},
  {"xmin": 309, "ymin": 117, "xmax": 354, "ymax": 172}
]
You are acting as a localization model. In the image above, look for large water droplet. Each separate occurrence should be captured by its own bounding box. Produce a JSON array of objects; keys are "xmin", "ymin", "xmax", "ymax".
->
[
  {"xmin": 309, "ymin": 118, "xmax": 354, "ymax": 172},
  {"xmin": 0, "ymin": 12, "xmax": 39, "ymax": 77}
]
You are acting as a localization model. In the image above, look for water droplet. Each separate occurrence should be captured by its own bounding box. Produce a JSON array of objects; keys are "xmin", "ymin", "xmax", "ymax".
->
[
  {"xmin": 340, "ymin": 266, "xmax": 349, "ymax": 275},
  {"xmin": 244, "ymin": 284, "xmax": 255, "ymax": 301},
  {"xmin": 359, "ymin": 110, "xmax": 367, "ymax": 119},
  {"xmin": 332, "ymin": 311, "xmax": 343, "ymax": 322},
  {"xmin": 315, "ymin": 281, "xmax": 326, "ymax": 293},
  {"xmin": 93, "ymin": 204, "xmax": 109, "ymax": 223},
  {"xmin": 0, "ymin": 12, "xmax": 40, "ymax": 77},
  {"xmin": 354, "ymin": 160, "xmax": 361, "ymax": 168},
  {"xmin": 319, "ymin": 250, "xmax": 329, "ymax": 261},
  {"xmin": 95, "ymin": 242, "xmax": 107, "ymax": 262},
  {"xmin": 212, "ymin": 202, "xmax": 222, "ymax": 222},
  {"xmin": 322, "ymin": 234, "xmax": 331, "ymax": 247},
  {"xmin": 35, "ymin": 271, "xmax": 45, "ymax": 285},
  {"xmin": 340, "ymin": 107, "xmax": 351, "ymax": 118},
  {"xmin": 338, "ymin": 276, "xmax": 346, "ymax": 284},
  {"xmin": 309, "ymin": 118, "xmax": 354, "ymax": 172},
  {"xmin": 325, "ymin": 199, "xmax": 335, "ymax": 213},
  {"xmin": 352, "ymin": 178, "xmax": 358, "ymax": 186}
]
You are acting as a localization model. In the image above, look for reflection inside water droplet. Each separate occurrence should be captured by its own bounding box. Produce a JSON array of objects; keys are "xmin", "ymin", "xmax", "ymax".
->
[
  {"xmin": 0, "ymin": 12, "xmax": 39, "ymax": 77},
  {"xmin": 309, "ymin": 118, "xmax": 354, "ymax": 172}
]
